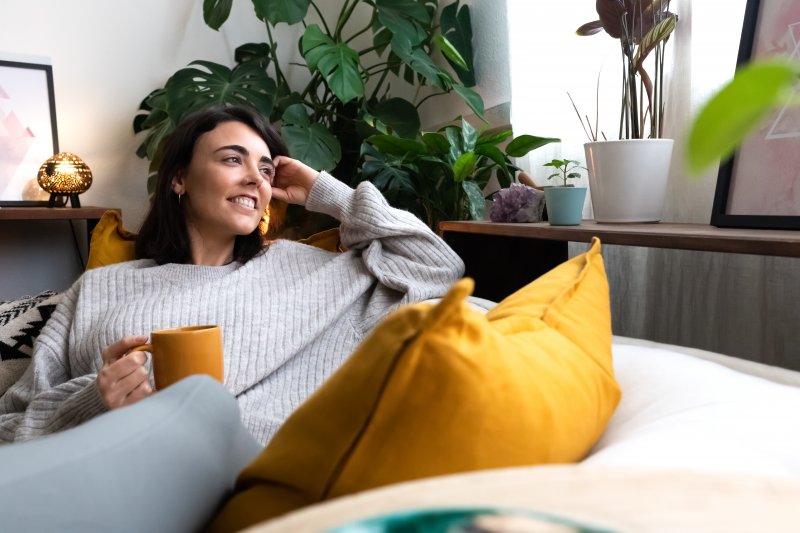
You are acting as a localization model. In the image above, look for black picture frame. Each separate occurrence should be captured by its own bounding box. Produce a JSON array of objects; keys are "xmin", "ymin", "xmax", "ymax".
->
[
  {"xmin": 0, "ymin": 59, "xmax": 59, "ymax": 207},
  {"xmin": 711, "ymin": 0, "xmax": 800, "ymax": 230}
]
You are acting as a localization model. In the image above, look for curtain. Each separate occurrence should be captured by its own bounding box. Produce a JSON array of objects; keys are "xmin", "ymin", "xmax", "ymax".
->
[{"xmin": 506, "ymin": 0, "xmax": 799, "ymax": 367}]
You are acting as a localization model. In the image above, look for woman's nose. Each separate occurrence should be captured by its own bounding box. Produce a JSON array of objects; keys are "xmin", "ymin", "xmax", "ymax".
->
[{"xmin": 243, "ymin": 163, "xmax": 264, "ymax": 186}]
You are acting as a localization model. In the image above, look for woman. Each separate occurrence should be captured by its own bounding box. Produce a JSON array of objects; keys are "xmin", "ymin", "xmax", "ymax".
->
[{"xmin": 0, "ymin": 106, "xmax": 464, "ymax": 444}]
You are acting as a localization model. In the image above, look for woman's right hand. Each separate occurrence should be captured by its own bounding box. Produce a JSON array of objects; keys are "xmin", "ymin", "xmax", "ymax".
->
[{"xmin": 97, "ymin": 335, "xmax": 153, "ymax": 409}]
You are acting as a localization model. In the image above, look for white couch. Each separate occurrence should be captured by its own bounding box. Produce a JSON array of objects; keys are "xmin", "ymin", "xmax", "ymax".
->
[
  {"xmin": 249, "ymin": 336, "xmax": 800, "ymax": 532},
  {"xmin": 2, "ymin": 291, "xmax": 800, "ymax": 531}
]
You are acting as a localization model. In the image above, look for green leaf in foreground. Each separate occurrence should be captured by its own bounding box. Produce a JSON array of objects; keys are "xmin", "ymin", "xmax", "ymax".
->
[{"xmin": 686, "ymin": 59, "xmax": 800, "ymax": 174}]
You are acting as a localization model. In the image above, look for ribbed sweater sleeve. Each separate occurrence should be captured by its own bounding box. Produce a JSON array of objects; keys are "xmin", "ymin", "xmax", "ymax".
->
[
  {"xmin": 306, "ymin": 172, "xmax": 465, "ymax": 325},
  {"xmin": 0, "ymin": 281, "xmax": 108, "ymax": 442}
]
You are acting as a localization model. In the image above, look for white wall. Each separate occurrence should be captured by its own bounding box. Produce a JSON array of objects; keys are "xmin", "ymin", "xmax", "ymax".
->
[{"xmin": 1, "ymin": 0, "xmax": 279, "ymax": 229}]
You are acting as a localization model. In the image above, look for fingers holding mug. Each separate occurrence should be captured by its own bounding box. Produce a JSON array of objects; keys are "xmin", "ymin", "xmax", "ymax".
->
[{"xmin": 97, "ymin": 335, "xmax": 153, "ymax": 409}]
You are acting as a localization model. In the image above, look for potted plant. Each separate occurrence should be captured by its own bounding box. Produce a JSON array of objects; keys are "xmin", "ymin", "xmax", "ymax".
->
[
  {"xmin": 543, "ymin": 159, "xmax": 587, "ymax": 226},
  {"xmin": 360, "ymin": 119, "xmax": 559, "ymax": 230},
  {"xmin": 575, "ymin": 0, "xmax": 678, "ymax": 223},
  {"xmin": 133, "ymin": 0, "xmax": 481, "ymax": 236}
]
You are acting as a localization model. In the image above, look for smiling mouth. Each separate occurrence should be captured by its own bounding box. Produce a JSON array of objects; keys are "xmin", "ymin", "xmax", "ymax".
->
[{"xmin": 229, "ymin": 196, "xmax": 256, "ymax": 210}]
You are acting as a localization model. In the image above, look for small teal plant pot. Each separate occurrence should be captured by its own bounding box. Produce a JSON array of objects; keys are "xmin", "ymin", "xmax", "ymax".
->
[{"xmin": 544, "ymin": 186, "xmax": 587, "ymax": 226}]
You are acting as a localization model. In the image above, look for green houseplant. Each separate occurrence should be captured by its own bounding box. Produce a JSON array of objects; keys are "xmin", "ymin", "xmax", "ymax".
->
[
  {"xmin": 575, "ymin": 0, "xmax": 678, "ymax": 223},
  {"xmin": 133, "ymin": 0, "xmax": 482, "ymax": 234},
  {"xmin": 360, "ymin": 119, "xmax": 559, "ymax": 229},
  {"xmin": 544, "ymin": 158, "xmax": 586, "ymax": 187},
  {"xmin": 576, "ymin": 0, "xmax": 677, "ymax": 140},
  {"xmin": 543, "ymin": 159, "xmax": 587, "ymax": 226},
  {"xmin": 134, "ymin": 0, "xmax": 480, "ymax": 189}
]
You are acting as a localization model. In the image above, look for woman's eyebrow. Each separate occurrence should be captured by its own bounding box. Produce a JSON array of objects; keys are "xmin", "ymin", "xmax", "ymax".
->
[{"xmin": 215, "ymin": 144, "xmax": 273, "ymax": 166}]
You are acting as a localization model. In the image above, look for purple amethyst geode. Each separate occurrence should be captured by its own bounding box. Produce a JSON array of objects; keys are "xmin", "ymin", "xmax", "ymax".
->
[{"xmin": 489, "ymin": 183, "xmax": 545, "ymax": 223}]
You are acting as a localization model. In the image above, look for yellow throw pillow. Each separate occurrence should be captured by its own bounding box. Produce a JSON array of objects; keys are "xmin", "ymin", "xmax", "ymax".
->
[
  {"xmin": 297, "ymin": 226, "xmax": 346, "ymax": 252},
  {"xmin": 86, "ymin": 210, "xmax": 136, "ymax": 269},
  {"xmin": 206, "ymin": 238, "xmax": 621, "ymax": 533},
  {"xmin": 86, "ymin": 211, "xmax": 344, "ymax": 270}
]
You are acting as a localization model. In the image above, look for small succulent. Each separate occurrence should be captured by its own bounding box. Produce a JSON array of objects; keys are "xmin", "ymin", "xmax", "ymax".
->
[{"xmin": 544, "ymin": 159, "xmax": 586, "ymax": 187}]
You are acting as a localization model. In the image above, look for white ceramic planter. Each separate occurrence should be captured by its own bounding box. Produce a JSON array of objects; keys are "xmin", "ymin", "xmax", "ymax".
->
[{"xmin": 584, "ymin": 139, "xmax": 674, "ymax": 223}]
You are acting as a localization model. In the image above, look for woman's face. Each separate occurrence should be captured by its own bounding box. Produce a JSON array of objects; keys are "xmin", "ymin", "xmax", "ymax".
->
[{"xmin": 174, "ymin": 120, "xmax": 274, "ymax": 242}]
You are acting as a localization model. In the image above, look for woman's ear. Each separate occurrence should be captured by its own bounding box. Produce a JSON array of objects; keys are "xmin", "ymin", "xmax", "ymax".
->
[{"xmin": 171, "ymin": 174, "xmax": 185, "ymax": 196}]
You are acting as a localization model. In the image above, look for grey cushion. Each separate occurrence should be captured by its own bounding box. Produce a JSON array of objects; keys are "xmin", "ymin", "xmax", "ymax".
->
[{"xmin": 0, "ymin": 375, "xmax": 261, "ymax": 533}]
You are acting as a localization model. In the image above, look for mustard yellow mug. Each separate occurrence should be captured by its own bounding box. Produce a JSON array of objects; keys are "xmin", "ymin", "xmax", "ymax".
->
[{"xmin": 133, "ymin": 325, "xmax": 224, "ymax": 390}]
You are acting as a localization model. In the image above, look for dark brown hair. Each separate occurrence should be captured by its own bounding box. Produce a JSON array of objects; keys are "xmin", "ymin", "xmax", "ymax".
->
[{"xmin": 135, "ymin": 106, "xmax": 289, "ymax": 264}]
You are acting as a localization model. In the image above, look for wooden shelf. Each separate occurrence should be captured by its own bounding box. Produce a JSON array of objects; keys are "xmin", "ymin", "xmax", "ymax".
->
[
  {"xmin": 0, "ymin": 206, "xmax": 116, "ymax": 221},
  {"xmin": 438, "ymin": 220, "xmax": 800, "ymax": 258}
]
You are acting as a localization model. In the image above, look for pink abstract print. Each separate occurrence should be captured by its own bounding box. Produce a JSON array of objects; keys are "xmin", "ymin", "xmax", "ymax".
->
[
  {"xmin": 0, "ymin": 61, "xmax": 56, "ymax": 202},
  {"xmin": 0, "ymin": 101, "xmax": 36, "ymax": 199},
  {"xmin": 729, "ymin": 0, "xmax": 800, "ymax": 216}
]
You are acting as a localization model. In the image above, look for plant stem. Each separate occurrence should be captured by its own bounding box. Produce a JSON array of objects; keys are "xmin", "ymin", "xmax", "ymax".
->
[
  {"xmin": 370, "ymin": 66, "xmax": 391, "ymax": 100},
  {"xmin": 334, "ymin": 0, "xmax": 359, "ymax": 41},
  {"xmin": 358, "ymin": 44, "xmax": 383, "ymax": 57},
  {"xmin": 594, "ymin": 70, "xmax": 600, "ymax": 141},
  {"xmin": 416, "ymin": 91, "xmax": 447, "ymax": 108},
  {"xmin": 346, "ymin": 20, "xmax": 373, "ymax": 44},
  {"xmin": 364, "ymin": 62, "xmax": 392, "ymax": 74},
  {"xmin": 266, "ymin": 23, "xmax": 288, "ymax": 89},
  {"xmin": 309, "ymin": 1, "xmax": 332, "ymax": 35},
  {"xmin": 300, "ymin": 72, "xmax": 322, "ymax": 99}
]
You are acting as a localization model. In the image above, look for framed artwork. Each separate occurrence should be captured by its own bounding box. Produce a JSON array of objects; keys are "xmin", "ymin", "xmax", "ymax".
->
[
  {"xmin": 711, "ymin": 0, "xmax": 800, "ymax": 229},
  {"xmin": 0, "ymin": 59, "xmax": 59, "ymax": 206}
]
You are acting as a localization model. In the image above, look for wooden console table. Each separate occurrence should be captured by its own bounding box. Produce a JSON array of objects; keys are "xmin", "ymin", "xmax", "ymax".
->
[
  {"xmin": 0, "ymin": 206, "xmax": 118, "ymax": 260},
  {"xmin": 438, "ymin": 220, "xmax": 800, "ymax": 301},
  {"xmin": 0, "ymin": 205, "xmax": 114, "ymax": 227}
]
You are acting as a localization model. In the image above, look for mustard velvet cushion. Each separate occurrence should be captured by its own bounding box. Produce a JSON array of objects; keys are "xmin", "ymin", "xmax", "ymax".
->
[
  {"xmin": 85, "ymin": 211, "xmax": 343, "ymax": 270},
  {"xmin": 206, "ymin": 238, "xmax": 620, "ymax": 533},
  {"xmin": 86, "ymin": 210, "xmax": 136, "ymax": 270}
]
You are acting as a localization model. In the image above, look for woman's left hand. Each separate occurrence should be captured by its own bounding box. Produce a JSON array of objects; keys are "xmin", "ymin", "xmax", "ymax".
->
[{"xmin": 270, "ymin": 156, "xmax": 320, "ymax": 206}]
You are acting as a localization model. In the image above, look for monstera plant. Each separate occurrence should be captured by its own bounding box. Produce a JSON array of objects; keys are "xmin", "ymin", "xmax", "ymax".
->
[{"xmin": 133, "ymin": 0, "xmax": 481, "ymax": 203}]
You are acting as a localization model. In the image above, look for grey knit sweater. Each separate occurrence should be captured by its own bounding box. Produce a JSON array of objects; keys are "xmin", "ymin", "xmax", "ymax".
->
[{"xmin": 0, "ymin": 173, "xmax": 464, "ymax": 444}]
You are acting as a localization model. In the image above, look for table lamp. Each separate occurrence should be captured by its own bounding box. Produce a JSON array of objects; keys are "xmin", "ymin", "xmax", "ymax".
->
[{"xmin": 37, "ymin": 152, "xmax": 93, "ymax": 208}]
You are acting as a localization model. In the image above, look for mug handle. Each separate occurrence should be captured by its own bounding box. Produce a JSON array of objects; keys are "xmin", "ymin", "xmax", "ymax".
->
[{"xmin": 130, "ymin": 343, "xmax": 153, "ymax": 353}]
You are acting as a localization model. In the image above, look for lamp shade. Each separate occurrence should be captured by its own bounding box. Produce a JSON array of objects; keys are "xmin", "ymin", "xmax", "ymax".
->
[{"xmin": 37, "ymin": 152, "xmax": 93, "ymax": 194}]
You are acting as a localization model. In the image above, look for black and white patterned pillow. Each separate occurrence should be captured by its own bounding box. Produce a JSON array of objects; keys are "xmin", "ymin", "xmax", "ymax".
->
[{"xmin": 0, "ymin": 291, "xmax": 63, "ymax": 394}]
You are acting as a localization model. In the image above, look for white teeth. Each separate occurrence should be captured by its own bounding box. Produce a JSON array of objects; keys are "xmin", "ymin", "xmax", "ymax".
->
[{"xmin": 230, "ymin": 196, "xmax": 255, "ymax": 209}]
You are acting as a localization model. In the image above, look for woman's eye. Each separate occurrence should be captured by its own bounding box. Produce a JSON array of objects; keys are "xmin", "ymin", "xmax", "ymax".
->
[
  {"xmin": 224, "ymin": 155, "xmax": 241, "ymax": 164},
  {"xmin": 260, "ymin": 167, "xmax": 275, "ymax": 182}
]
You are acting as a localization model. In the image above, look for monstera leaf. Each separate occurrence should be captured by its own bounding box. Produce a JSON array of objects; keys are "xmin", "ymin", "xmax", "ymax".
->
[
  {"xmin": 234, "ymin": 42, "xmax": 272, "ymax": 68},
  {"xmin": 371, "ymin": 98, "xmax": 421, "ymax": 139},
  {"xmin": 253, "ymin": 0, "xmax": 311, "ymax": 26},
  {"xmin": 301, "ymin": 25, "xmax": 364, "ymax": 104},
  {"xmin": 203, "ymin": 0, "xmax": 233, "ymax": 30},
  {"xmin": 375, "ymin": 0, "xmax": 431, "ymax": 46},
  {"xmin": 440, "ymin": 1, "xmax": 475, "ymax": 86},
  {"xmin": 166, "ymin": 60, "xmax": 276, "ymax": 122},
  {"xmin": 390, "ymin": 34, "xmax": 452, "ymax": 91},
  {"xmin": 281, "ymin": 104, "xmax": 341, "ymax": 171}
]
